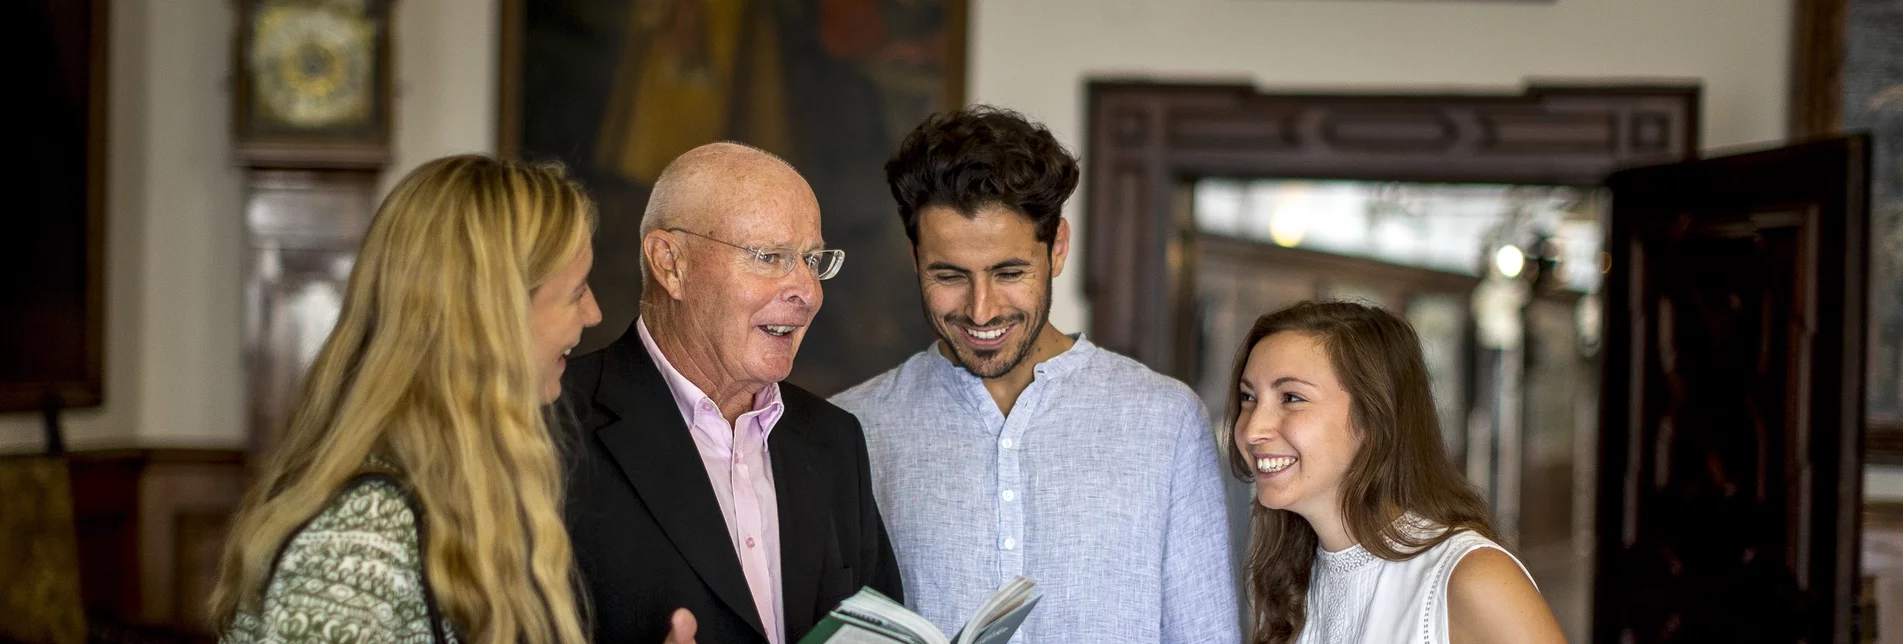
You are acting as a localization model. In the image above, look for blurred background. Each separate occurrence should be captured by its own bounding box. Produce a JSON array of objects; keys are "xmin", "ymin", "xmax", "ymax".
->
[{"xmin": 3, "ymin": 0, "xmax": 1900, "ymax": 642}]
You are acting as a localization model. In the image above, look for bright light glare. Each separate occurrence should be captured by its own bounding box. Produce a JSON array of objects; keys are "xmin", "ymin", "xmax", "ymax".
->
[{"xmin": 1494, "ymin": 245, "xmax": 1525, "ymax": 278}]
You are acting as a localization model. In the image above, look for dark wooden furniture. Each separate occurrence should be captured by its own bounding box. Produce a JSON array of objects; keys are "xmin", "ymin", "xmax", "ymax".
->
[
  {"xmin": 1597, "ymin": 136, "xmax": 1871, "ymax": 643},
  {"xmin": 232, "ymin": 1, "xmax": 393, "ymax": 457},
  {"xmin": 242, "ymin": 170, "xmax": 379, "ymax": 457},
  {"xmin": 5, "ymin": 0, "xmax": 108, "ymax": 414},
  {"xmin": 68, "ymin": 449, "xmax": 247, "ymax": 640},
  {"xmin": 1082, "ymin": 81, "xmax": 1700, "ymax": 379}
]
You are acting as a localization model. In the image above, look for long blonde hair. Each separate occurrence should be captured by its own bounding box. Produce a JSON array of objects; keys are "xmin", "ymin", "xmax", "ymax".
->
[{"xmin": 210, "ymin": 155, "xmax": 593, "ymax": 644}]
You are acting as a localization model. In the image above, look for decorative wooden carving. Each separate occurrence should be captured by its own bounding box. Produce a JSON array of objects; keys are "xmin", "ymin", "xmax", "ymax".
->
[
  {"xmin": 1082, "ymin": 82, "xmax": 1699, "ymax": 378},
  {"xmin": 1598, "ymin": 136, "xmax": 1870, "ymax": 643}
]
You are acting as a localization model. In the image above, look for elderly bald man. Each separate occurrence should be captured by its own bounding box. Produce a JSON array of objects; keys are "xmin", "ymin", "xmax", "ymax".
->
[{"xmin": 559, "ymin": 142, "xmax": 903, "ymax": 644}]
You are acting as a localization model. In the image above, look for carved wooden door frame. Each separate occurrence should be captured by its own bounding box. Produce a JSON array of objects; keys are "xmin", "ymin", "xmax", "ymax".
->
[{"xmin": 1080, "ymin": 81, "xmax": 1701, "ymax": 378}]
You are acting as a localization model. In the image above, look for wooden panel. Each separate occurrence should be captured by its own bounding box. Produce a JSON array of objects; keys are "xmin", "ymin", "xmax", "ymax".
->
[
  {"xmin": 1478, "ymin": 111, "xmax": 1617, "ymax": 154},
  {"xmin": 1599, "ymin": 137, "xmax": 1870, "ymax": 643},
  {"xmin": 1082, "ymin": 82, "xmax": 1698, "ymax": 378},
  {"xmin": 69, "ymin": 450, "xmax": 246, "ymax": 637},
  {"xmin": 69, "ymin": 450, "xmax": 145, "ymax": 622},
  {"xmin": 243, "ymin": 170, "xmax": 378, "ymax": 457},
  {"xmin": 1790, "ymin": 0, "xmax": 1847, "ymax": 139}
]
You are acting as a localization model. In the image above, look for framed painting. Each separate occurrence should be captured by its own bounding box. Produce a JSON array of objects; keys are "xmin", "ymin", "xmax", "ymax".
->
[
  {"xmin": 1793, "ymin": 0, "xmax": 1903, "ymax": 462},
  {"xmin": 499, "ymin": 0, "xmax": 967, "ymax": 395},
  {"xmin": 4, "ymin": 0, "xmax": 107, "ymax": 418}
]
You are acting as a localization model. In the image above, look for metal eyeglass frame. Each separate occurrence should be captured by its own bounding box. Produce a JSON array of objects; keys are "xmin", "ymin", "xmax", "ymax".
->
[{"xmin": 665, "ymin": 227, "xmax": 845, "ymax": 280}]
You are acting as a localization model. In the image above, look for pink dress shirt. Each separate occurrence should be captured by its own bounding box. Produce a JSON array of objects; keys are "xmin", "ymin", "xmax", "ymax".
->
[{"xmin": 637, "ymin": 318, "xmax": 787, "ymax": 644}]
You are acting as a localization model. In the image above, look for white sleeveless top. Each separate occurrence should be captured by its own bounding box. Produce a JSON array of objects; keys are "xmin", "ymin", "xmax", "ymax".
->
[{"xmin": 1296, "ymin": 517, "xmax": 1535, "ymax": 644}]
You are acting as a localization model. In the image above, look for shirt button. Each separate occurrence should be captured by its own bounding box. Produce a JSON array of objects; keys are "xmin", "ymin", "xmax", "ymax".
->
[
  {"xmin": 1002, "ymin": 538, "xmax": 1017, "ymax": 550},
  {"xmin": 746, "ymin": 537, "xmax": 756, "ymax": 548},
  {"xmin": 1000, "ymin": 438, "xmax": 1014, "ymax": 449},
  {"xmin": 1002, "ymin": 490, "xmax": 1015, "ymax": 502}
]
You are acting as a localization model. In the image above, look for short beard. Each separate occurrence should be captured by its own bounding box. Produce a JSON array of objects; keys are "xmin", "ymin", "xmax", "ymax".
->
[{"xmin": 924, "ymin": 272, "xmax": 1054, "ymax": 380}]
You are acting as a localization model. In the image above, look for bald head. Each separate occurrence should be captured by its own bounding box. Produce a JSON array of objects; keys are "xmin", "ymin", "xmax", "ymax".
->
[
  {"xmin": 638, "ymin": 142, "xmax": 821, "ymax": 289},
  {"xmin": 643, "ymin": 142, "xmax": 809, "ymax": 236}
]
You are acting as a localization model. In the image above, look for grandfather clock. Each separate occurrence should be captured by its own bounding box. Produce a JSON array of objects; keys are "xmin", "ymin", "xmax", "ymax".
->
[{"xmin": 232, "ymin": 0, "xmax": 392, "ymax": 458}]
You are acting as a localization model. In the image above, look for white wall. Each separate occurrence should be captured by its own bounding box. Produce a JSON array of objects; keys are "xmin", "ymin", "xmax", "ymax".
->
[
  {"xmin": 384, "ymin": 0, "xmax": 501, "ymax": 197},
  {"xmin": 0, "ymin": 0, "xmax": 498, "ymax": 453}
]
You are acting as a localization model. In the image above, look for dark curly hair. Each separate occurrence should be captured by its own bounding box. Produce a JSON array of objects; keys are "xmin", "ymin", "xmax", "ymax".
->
[{"xmin": 884, "ymin": 106, "xmax": 1080, "ymax": 247}]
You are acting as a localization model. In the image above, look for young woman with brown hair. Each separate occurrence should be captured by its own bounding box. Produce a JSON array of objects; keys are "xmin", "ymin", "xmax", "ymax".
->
[{"xmin": 1227, "ymin": 300, "xmax": 1564, "ymax": 644}]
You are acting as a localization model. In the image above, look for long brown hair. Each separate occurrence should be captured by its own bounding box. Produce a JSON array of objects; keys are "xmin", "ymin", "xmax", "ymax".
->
[
  {"xmin": 1224, "ymin": 301, "xmax": 1496, "ymax": 644},
  {"xmin": 209, "ymin": 155, "xmax": 593, "ymax": 644}
]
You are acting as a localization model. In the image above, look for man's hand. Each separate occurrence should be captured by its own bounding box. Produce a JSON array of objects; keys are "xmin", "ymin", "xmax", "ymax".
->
[{"xmin": 662, "ymin": 608, "xmax": 697, "ymax": 644}]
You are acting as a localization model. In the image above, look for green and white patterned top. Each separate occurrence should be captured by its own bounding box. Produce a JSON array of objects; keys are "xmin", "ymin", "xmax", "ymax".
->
[{"xmin": 223, "ymin": 476, "xmax": 456, "ymax": 644}]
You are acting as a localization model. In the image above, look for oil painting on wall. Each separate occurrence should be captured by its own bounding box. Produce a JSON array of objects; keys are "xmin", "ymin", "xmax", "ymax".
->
[
  {"xmin": 500, "ymin": 0, "xmax": 965, "ymax": 394},
  {"xmin": 1846, "ymin": 0, "xmax": 1903, "ymax": 427}
]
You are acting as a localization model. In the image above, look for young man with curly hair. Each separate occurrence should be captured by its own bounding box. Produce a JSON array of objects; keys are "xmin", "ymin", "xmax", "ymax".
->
[{"xmin": 832, "ymin": 107, "xmax": 1240, "ymax": 643}]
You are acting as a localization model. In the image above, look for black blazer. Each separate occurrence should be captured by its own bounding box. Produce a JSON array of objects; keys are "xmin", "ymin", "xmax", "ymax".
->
[{"xmin": 556, "ymin": 323, "xmax": 903, "ymax": 643}]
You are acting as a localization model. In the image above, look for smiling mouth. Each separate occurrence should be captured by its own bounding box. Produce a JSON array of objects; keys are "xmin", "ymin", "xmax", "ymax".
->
[
  {"xmin": 761, "ymin": 325, "xmax": 798, "ymax": 337},
  {"xmin": 962, "ymin": 325, "xmax": 1012, "ymax": 341},
  {"xmin": 1255, "ymin": 456, "xmax": 1296, "ymax": 473}
]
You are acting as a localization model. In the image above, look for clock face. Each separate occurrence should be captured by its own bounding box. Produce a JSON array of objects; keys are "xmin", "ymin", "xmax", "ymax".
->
[{"xmin": 248, "ymin": 2, "xmax": 377, "ymax": 132}]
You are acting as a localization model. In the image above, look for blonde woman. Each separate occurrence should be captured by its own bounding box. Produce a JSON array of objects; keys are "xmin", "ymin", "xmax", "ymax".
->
[{"xmin": 209, "ymin": 155, "xmax": 695, "ymax": 643}]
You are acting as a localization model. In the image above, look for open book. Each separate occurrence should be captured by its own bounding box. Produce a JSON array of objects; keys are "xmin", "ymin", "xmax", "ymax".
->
[{"xmin": 797, "ymin": 576, "xmax": 1041, "ymax": 644}]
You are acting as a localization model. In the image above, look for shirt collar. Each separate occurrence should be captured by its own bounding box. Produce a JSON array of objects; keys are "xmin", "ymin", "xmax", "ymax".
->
[
  {"xmin": 926, "ymin": 332, "xmax": 1098, "ymax": 388},
  {"xmin": 636, "ymin": 317, "xmax": 785, "ymax": 433}
]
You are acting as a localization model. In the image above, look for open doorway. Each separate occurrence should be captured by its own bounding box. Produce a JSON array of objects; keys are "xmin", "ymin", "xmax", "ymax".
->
[{"xmin": 1080, "ymin": 81, "xmax": 1699, "ymax": 641}]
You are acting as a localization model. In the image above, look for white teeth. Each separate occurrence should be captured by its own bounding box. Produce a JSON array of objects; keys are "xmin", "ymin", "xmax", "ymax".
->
[
  {"xmin": 1255, "ymin": 456, "xmax": 1296, "ymax": 473},
  {"xmin": 764, "ymin": 325, "xmax": 795, "ymax": 337},
  {"xmin": 966, "ymin": 327, "xmax": 1006, "ymax": 340},
  {"xmin": 562, "ymin": 349, "xmax": 571, "ymax": 357}
]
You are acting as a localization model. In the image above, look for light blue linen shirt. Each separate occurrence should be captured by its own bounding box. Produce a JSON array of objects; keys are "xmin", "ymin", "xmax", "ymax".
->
[{"xmin": 832, "ymin": 335, "xmax": 1240, "ymax": 644}]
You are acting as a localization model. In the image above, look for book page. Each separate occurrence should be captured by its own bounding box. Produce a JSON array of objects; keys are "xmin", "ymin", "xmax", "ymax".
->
[
  {"xmin": 953, "ymin": 577, "xmax": 1039, "ymax": 644},
  {"xmin": 836, "ymin": 591, "xmax": 947, "ymax": 644}
]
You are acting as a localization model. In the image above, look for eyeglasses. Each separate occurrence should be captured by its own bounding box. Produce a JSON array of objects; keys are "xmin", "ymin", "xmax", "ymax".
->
[{"xmin": 666, "ymin": 228, "xmax": 845, "ymax": 281}]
